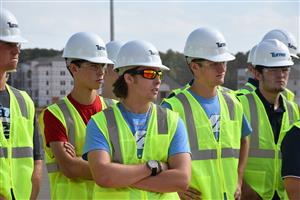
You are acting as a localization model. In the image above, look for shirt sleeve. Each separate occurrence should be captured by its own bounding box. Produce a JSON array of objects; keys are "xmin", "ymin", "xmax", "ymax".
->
[
  {"xmin": 33, "ymin": 114, "xmax": 44, "ymax": 160},
  {"xmin": 43, "ymin": 109, "xmax": 68, "ymax": 147},
  {"xmin": 281, "ymin": 126, "xmax": 300, "ymax": 178},
  {"xmin": 82, "ymin": 119, "xmax": 110, "ymax": 161},
  {"xmin": 168, "ymin": 117, "xmax": 191, "ymax": 157},
  {"xmin": 241, "ymin": 114, "xmax": 252, "ymax": 138}
]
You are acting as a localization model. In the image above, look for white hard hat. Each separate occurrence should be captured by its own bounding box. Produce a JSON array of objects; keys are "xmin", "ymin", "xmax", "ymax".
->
[
  {"xmin": 183, "ymin": 27, "xmax": 235, "ymax": 62},
  {"xmin": 62, "ymin": 32, "xmax": 113, "ymax": 64},
  {"xmin": 106, "ymin": 41, "xmax": 125, "ymax": 63},
  {"xmin": 262, "ymin": 29, "xmax": 299, "ymax": 59},
  {"xmin": 0, "ymin": 8, "xmax": 27, "ymax": 43},
  {"xmin": 114, "ymin": 40, "xmax": 169, "ymax": 72},
  {"xmin": 253, "ymin": 39, "xmax": 294, "ymax": 67},
  {"xmin": 247, "ymin": 45, "xmax": 257, "ymax": 64}
]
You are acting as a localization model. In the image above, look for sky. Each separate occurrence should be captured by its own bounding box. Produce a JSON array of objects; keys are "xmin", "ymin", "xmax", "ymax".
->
[{"xmin": 1, "ymin": 0, "xmax": 299, "ymax": 54}]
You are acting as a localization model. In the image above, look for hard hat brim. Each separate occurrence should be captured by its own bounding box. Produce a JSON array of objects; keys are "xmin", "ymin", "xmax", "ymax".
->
[
  {"xmin": 291, "ymin": 53, "xmax": 299, "ymax": 59},
  {"xmin": 115, "ymin": 63, "xmax": 170, "ymax": 71},
  {"xmin": 79, "ymin": 57, "xmax": 114, "ymax": 64},
  {"xmin": 0, "ymin": 35, "xmax": 28, "ymax": 43},
  {"xmin": 205, "ymin": 53, "xmax": 236, "ymax": 62},
  {"xmin": 253, "ymin": 60, "xmax": 294, "ymax": 67}
]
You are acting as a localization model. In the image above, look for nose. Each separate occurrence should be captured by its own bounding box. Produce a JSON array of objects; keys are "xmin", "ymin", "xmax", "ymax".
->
[
  {"xmin": 154, "ymin": 75, "xmax": 161, "ymax": 85},
  {"xmin": 12, "ymin": 44, "xmax": 20, "ymax": 54},
  {"xmin": 216, "ymin": 62, "xmax": 226, "ymax": 72}
]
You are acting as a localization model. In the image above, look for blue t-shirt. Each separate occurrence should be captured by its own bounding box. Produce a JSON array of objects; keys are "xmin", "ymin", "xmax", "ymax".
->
[
  {"xmin": 83, "ymin": 103, "xmax": 190, "ymax": 160},
  {"xmin": 161, "ymin": 89, "xmax": 252, "ymax": 141}
]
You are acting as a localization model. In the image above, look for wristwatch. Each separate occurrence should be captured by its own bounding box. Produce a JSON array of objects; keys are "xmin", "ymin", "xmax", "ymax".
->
[{"xmin": 146, "ymin": 160, "xmax": 162, "ymax": 176}]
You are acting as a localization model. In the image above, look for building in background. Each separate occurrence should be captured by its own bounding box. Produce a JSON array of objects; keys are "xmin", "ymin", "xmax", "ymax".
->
[
  {"xmin": 9, "ymin": 56, "xmax": 73, "ymax": 107},
  {"xmin": 8, "ymin": 56, "xmax": 181, "ymax": 107}
]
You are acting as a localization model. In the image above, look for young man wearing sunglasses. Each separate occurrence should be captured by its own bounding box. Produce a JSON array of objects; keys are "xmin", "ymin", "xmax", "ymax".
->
[
  {"xmin": 83, "ymin": 40, "xmax": 191, "ymax": 199},
  {"xmin": 38, "ymin": 32, "xmax": 115, "ymax": 199},
  {"xmin": 0, "ymin": 9, "xmax": 43, "ymax": 200},
  {"xmin": 238, "ymin": 39, "xmax": 299, "ymax": 200},
  {"xmin": 162, "ymin": 27, "xmax": 252, "ymax": 200}
]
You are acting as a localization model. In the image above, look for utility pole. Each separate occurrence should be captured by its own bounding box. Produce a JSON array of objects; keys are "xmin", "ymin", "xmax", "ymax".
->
[{"xmin": 110, "ymin": 0, "xmax": 114, "ymax": 41}]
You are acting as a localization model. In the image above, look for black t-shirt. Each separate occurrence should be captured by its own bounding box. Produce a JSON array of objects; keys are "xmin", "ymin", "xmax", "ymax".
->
[
  {"xmin": 281, "ymin": 125, "xmax": 300, "ymax": 178},
  {"xmin": 0, "ymin": 89, "xmax": 43, "ymax": 160},
  {"xmin": 255, "ymin": 89, "xmax": 285, "ymax": 144}
]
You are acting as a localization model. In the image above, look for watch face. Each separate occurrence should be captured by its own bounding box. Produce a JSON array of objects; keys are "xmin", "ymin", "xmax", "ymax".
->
[{"xmin": 148, "ymin": 160, "xmax": 158, "ymax": 168}]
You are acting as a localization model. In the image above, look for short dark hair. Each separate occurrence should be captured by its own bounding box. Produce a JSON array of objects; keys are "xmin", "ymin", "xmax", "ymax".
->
[
  {"xmin": 113, "ymin": 74, "xmax": 128, "ymax": 98},
  {"xmin": 254, "ymin": 65, "xmax": 264, "ymax": 74}
]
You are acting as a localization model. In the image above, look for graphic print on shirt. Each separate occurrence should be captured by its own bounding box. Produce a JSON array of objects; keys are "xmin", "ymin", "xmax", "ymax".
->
[
  {"xmin": 209, "ymin": 114, "xmax": 220, "ymax": 141},
  {"xmin": 0, "ymin": 105, "xmax": 10, "ymax": 139}
]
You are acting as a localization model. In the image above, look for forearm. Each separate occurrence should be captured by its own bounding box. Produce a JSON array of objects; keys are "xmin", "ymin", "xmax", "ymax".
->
[
  {"xmin": 60, "ymin": 157, "xmax": 93, "ymax": 180},
  {"xmin": 238, "ymin": 137, "xmax": 249, "ymax": 185},
  {"xmin": 92, "ymin": 162, "xmax": 151, "ymax": 188},
  {"xmin": 132, "ymin": 168, "xmax": 189, "ymax": 193},
  {"xmin": 30, "ymin": 160, "xmax": 43, "ymax": 200}
]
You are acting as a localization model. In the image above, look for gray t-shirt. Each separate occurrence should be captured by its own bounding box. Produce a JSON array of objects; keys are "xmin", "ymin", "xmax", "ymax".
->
[{"xmin": 0, "ymin": 89, "xmax": 43, "ymax": 160}]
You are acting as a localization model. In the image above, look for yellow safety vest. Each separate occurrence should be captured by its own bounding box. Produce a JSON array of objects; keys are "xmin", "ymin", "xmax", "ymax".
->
[
  {"xmin": 0, "ymin": 85, "xmax": 35, "ymax": 200},
  {"xmin": 38, "ymin": 95, "xmax": 115, "ymax": 199},
  {"xmin": 163, "ymin": 89, "xmax": 243, "ymax": 200},
  {"xmin": 91, "ymin": 103, "xmax": 180, "ymax": 199},
  {"xmin": 239, "ymin": 92, "xmax": 299, "ymax": 199}
]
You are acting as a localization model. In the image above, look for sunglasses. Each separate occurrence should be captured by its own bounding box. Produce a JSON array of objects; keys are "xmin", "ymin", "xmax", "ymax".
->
[{"xmin": 128, "ymin": 69, "xmax": 163, "ymax": 80}]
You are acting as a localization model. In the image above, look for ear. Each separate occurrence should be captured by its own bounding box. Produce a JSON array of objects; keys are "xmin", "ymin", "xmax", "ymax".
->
[
  {"xmin": 190, "ymin": 62, "xmax": 200, "ymax": 74},
  {"xmin": 124, "ymin": 73, "xmax": 134, "ymax": 85},
  {"xmin": 254, "ymin": 69, "xmax": 262, "ymax": 81},
  {"xmin": 68, "ymin": 63, "xmax": 79, "ymax": 75}
]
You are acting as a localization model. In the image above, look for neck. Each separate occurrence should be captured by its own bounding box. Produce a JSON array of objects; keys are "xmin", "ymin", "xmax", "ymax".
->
[
  {"xmin": 121, "ymin": 97, "xmax": 151, "ymax": 114},
  {"xmin": 102, "ymin": 84, "xmax": 118, "ymax": 100},
  {"xmin": 70, "ymin": 85, "xmax": 97, "ymax": 105},
  {"xmin": 0, "ymin": 72, "xmax": 7, "ymax": 90},
  {"xmin": 190, "ymin": 79, "xmax": 217, "ymax": 98},
  {"xmin": 259, "ymin": 87, "xmax": 281, "ymax": 109}
]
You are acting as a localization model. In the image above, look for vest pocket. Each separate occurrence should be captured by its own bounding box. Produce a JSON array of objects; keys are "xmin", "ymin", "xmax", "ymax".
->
[{"xmin": 244, "ymin": 169, "xmax": 266, "ymax": 194}]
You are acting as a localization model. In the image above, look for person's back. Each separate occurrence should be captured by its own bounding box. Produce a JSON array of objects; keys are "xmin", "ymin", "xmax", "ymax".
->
[
  {"xmin": 0, "ymin": 8, "xmax": 43, "ymax": 200},
  {"xmin": 38, "ymin": 32, "xmax": 115, "ymax": 199}
]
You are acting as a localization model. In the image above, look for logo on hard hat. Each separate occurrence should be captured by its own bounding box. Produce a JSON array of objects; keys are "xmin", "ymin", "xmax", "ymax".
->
[
  {"xmin": 149, "ymin": 50, "xmax": 159, "ymax": 56},
  {"xmin": 7, "ymin": 22, "xmax": 18, "ymax": 28},
  {"xmin": 216, "ymin": 42, "xmax": 226, "ymax": 48},
  {"xmin": 288, "ymin": 43, "xmax": 297, "ymax": 50},
  {"xmin": 270, "ymin": 52, "xmax": 286, "ymax": 57},
  {"xmin": 96, "ymin": 45, "xmax": 105, "ymax": 51}
]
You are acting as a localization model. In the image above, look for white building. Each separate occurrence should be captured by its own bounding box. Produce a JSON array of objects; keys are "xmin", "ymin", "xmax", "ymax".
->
[{"xmin": 10, "ymin": 56, "xmax": 73, "ymax": 107}]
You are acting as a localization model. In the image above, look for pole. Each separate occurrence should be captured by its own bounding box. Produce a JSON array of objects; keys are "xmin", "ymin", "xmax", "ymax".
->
[{"xmin": 110, "ymin": 0, "xmax": 114, "ymax": 41}]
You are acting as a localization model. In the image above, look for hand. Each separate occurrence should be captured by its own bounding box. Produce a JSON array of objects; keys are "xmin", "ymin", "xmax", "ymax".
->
[
  {"xmin": 160, "ymin": 162, "xmax": 169, "ymax": 172},
  {"xmin": 234, "ymin": 184, "xmax": 242, "ymax": 200},
  {"xmin": 64, "ymin": 142, "xmax": 76, "ymax": 157},
  {"xmin": 178, "ymin": 187, "xmax": 201, "ymax": 200}
]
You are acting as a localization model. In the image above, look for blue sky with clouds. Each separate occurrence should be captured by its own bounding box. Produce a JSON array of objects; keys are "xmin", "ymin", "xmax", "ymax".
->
[{"xmin": 2, "ymin": 1, "xmax": 299, "ymax": 54}]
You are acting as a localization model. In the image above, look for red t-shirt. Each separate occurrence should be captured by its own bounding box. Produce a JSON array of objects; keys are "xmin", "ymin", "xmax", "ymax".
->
[{"xmin": 43, "ymin": 94, "xmax": 102, "ymax": 147}]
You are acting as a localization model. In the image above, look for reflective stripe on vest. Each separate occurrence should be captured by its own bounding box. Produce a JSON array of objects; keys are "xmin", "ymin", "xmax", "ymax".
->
[
  {"xmin": 47, "ymin": 100, "xmax": 76, "ymax": 173},
  {"xmin": 103, "ymin": 98, "xmax": 115, "ymax": 108},
  {"xmin": 246, "ymin": 94, "xmax": 294, "ymax": 158},
  {"xmin": 10, "ymin": 87, "xmax": 28, "ymax": 118},
  {"xmin": 103, "ymin": 105, "xmax": 169, "ymax": 163},
  {"xmin": 241, "ymin": 84, "xmax": 254, "ymax": 92},
  {"xmin": 0, "ymin": 147, "xmax": 32, "ymax": 158},
  {"xmin": 56, "ymin": 100, "xmax": 76, "ymax": 146},
  {"xmin": 176, "ymin": 92, "xmax": 238, "ymax": 160},
  {"xmin": 0, "ymin": 147, "xmax": 7, "ymax": 158},
  {"xmin": 47, "ymin": 162, "xmax": 60, "ymax": 173}
]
